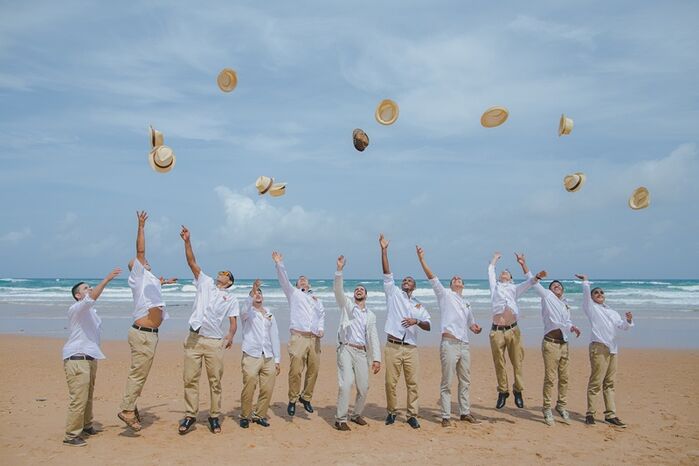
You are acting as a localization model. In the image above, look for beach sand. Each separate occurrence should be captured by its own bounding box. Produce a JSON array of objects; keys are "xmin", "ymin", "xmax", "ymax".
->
[{"xmin": 1, "ymin": 335, "xmax": 697, "ymax": 465}]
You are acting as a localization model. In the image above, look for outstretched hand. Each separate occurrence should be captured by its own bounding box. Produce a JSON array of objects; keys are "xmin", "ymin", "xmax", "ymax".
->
[
  {"xmin": 574, "ymin": 274, "xmax": 588, "ymax": 281},
  {"xmin": 137, "ymin": 211, "xmax": 148, "ymax": 227},
  {"xmin": 492, "ymin": 252, "xmax": 502, "ymax": 264},
  {"xmin": 272, "ymin": 251, "xmax": 283, "ymax": 263},
  {"xmin": 416, "ymin": 245, "xmax": 425, "ymax": 260},
  {"xmin": 159, "ymin": 277, "xmax": 178, "ymax": 285},
  {"xmin": 379, "ymin": 233, "xmax": 390, "ymax": 250},
  {"xmin": 180, "ymin": 226, "xmax": 190, "ymax": 241},
  {"xmin": 107, "ymin": 267, "xmax": 122, "ymax": 280},
  {"xmin": 515, "ymin": 252, "xmax": 526, "ymax": 266},
  {"xmin": 535, "ymin": 270, "xmax": 548, "ymax": 281},
  {"xmin": 337, "ymin": 255, "xmax": 346, "ymax": 271}
]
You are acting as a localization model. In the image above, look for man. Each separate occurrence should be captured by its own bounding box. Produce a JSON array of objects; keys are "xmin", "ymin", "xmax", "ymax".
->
[
  {"xmin": 416, "ymin": 246, "xmax": 482, "ymax": 428},
  {"xmin": 333, "ymin": 255, "xmax": 381, "ymax": 431},
  {"xmin": 380, "ymin": 234, "xmax": 431, "ymax": 429},
  {"xmin": 272, "ymin": 251, "xmax": 325, "ymax": 416},
  {"xmin": 530, "ymin": 271, "xmax": 581, "ymax": 426},
  {"xmin": 488, "ymin": 252, "xmax": 534, "ymax": 409},
  {"xmin": 239, "ymin": 280, "xmax": 281, "ymax": 429},
  {"xmin": 63, "ymin": 267, "xmax": 121, "ymax": 446},
  {"xmin": 576, "ymin": 274, "xmax": 634, "ymax": 428},
  {"xmin": 178, "ymin": 225, "xmax": 239, "ymax": 435},
  {"xmin": 118, "ymin": 211, "xmax": 176, "ymax": 432}
]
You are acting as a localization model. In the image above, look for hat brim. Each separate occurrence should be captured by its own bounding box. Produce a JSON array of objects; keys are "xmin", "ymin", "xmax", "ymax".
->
[
  {"xmin": 375, "ymin": 100, "xmax": 399, "ymax": 125},
  {"xmin": 481, "ymin": 106, "xmax": 509, "ymax": 128},
  {"xmin": 558, "ymin": 115, "xmax": 574, "ymax": 136},
  {"xmin": 628, "ymin": 187, "xmax": 650, "ymax": 210},
  {"xmin": 148, "ymin": 146, "xmax": 176, "ymax": 173},
  {"xmin": 150, "ymin": 126, "xmax": 164, "ymax": 148},
  {"xmin": 269, "ymin": 183, "xmax": 286, "ymax": 197},
  {"xmin": 217, "ymin": 68, "xmax": 238, "ymax": 92},
  {"xmin": 564, "ymin": 172, "xmax": 586, "ymax": 192}
]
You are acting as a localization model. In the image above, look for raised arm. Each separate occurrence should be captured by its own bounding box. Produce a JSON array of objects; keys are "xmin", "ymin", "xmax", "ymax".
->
[
  {"xmin": 515, "ymin": 252, "xmax": 530, "ymax": 275},
  {"xmin": 180, "ymin": 226, "xmax": 201, "ymax": 279},
  {"xmin": 136, "ymin": 211, "xmax": 147, "ymax": 265},
  {"xmin": 416, "ymin": 245, "xmax": 435, "ymax": 280},
  {"xmin": 488, "ymin": 252, "xmax": 501, "ymax": 294},
  {"xmin": 334, "ymin": 255, "xmax": 349, "ymax": 309},
  {"xmin": 575, "ymin": 274, "xmax": 594, "ymax": 319},
  {"xmin": 531, "ymin": 270, "xmax": 549, "ymax": 298},
  {"xmin": 89, "ymin": 267, "xmax": 122, "ymax": 301},
  {"xmin": 379, "ymin": 233, "xmax": 391, "ymax": 274},
  {"xmin": 272, "ymin": 251, "xmax": 294, "ymax": 299},
  {"xmin": 514, "ymin": 253, "xmax": 534, "ymax": 298}
]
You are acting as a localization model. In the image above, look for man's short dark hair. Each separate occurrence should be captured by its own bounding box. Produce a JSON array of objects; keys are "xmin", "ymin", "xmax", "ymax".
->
[
  {"xmin": 548, "ymin": 280, "xmax": 564, "ymax": 291},
  {"xmin": 591, "ymin": 286, "xmax": 604, "ymax": 296},
  {"xmin": 71, "ymin": 282, "xmax": 86, "ymax": 301}
]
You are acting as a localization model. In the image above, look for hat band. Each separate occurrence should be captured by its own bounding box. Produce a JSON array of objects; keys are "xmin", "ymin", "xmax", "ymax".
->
[
  {"xmin": 569, "ymin": 177, "xmax": 582, "ymax": 191},
  {"xmin": 259, "ymin": 179, "xmax": 273, "ymax": 195},
  {"xmin": 153, "ymin": 154, "xmax": 173, "ymax": 169}
]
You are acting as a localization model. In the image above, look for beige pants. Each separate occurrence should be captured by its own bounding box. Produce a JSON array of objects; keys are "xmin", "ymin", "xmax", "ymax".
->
[
  {"xmin": 335, "ymin": 345, "xmax": 370, "ymax": 422},
  {"xmin": 120, "ymin": 327, "xmax": 158, "ymax": 411},
  {"xmin": 489, "ymin": 326, "xmax": 525, "ymax": 393},
  {"xmin": 183, "ymin": 331, "xmax": 225, "ymax": 418},
  {"xmin": 541, "ymin": 339, "xmax": 570, "ymax": 410},
  {"xmin": 63, "ymin": 359, "xmax": 97, "ymax": 440},
  {"xmin": 384, "ymin": 341, "xmax": 419, "ymax": 418},
  {"xmin": 440, "ymin": 338, "xmax": 471, "ymax": 419},
  {"xmin": 287, "ymin": 333, "xmax": 320, "ymax": 403},
  {"xmin": 586, "ymin": 341, "xmax": 617, "ymax": 418},
  {"xmin": 240, "ymin": 353, "xmax": 277, "ymax": 420}
]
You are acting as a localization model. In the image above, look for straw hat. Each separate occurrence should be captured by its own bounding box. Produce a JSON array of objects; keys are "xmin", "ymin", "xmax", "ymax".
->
[
  {"xmin": 149, "ymin": 125, "xmax": 164, "ymax": 149},
  {"xmin": 628, "ymin": 186, "xmax": 650, "ymax": 210},
  {"xmin": 558, "ymin": 114, "xmax": 574, "ymax": 136},
  {"xmin": 256, "ymin": 176, "xmax": 274, "ymax": 195},
  {"xmin": 217, "ymin": 68, "xmax": 238, "ymax": 92},
  {"xmin": 148, "ymin": 145, "xmax": 176, "ymax": 173},
  {"xmin": 352, "ymin": 128, "xmax": 369, "ymax": 151},
  {"xmin": 563, "ymin": 172, "xmax": 586, "ymax": 192},
  {"xmin": 375, "ymin": 99, "xmax": 399, "ymax": 125},
  {"xmin": 480, "ymin": 106, "xmax": 509, "ymax": 128},
  {"xmin": 269, "ymin": 183, "xmax": 287, "ymax": 197}
]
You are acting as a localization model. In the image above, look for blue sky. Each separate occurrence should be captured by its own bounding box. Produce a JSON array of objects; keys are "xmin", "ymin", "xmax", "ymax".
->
[{"xmin": 1, "ymin": 1, "xmax": 698, "ymax": 279}]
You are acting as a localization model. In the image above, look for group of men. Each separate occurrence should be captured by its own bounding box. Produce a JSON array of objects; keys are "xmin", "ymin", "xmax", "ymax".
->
[{"xmin": 61, "ymin": 216, "xmax": 634, "ymax": 446}]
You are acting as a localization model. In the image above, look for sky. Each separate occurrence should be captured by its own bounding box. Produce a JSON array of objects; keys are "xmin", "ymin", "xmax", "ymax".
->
[{"xmin": 1, "ymin": 0, "xmax": 698, "ymax": 280}]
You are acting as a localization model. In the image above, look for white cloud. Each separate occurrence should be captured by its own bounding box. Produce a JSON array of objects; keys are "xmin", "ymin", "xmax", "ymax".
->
[
  {"xmin": 508, "ymin": 15, "xmax": 597, "ymax": 48},
  {"xmin": 0, "ymin": 227, "xmax": 31, "ymax": 243}
]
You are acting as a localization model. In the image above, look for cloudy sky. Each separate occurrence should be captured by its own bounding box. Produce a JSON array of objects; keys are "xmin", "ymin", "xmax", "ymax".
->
[{"xmin": 1, "ymin": 1, "xmax": 697, "ymax": 279}]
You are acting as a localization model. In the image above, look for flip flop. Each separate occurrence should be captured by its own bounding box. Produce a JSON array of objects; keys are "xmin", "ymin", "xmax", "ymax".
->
[
  {"xmin": 118, "ymin": 412, "xmax": 142, "ymax": 432},
  {"xmin": 208, "ymin": 417, "xmax": 221, "ymax": 434},
  {"xmin": 178, "ymin": 416, "xmax": 196, "ymax": 435}
]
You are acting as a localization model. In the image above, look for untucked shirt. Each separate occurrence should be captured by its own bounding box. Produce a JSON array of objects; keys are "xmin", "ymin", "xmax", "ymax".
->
[
  {"xmin": 581, "ymin": 280, "xmax": 633, "ymax": 354},
  {"xmin": 62, "ymin": 295, "xmax": 106, "ymax": 360},
  {"xmin": 532, "ymin": 281, "xmax": 574, "ymax": 341},
  {"xmin": 276, "ymin": 261, "xmax": 325, "ymax": 334},
  {"xmin": 488, "ymin": 265, "xmax": 533, "ymax": 316},
  {"xmin": 383, "ymin": 273, "xmax": 431, "ymax": 346},
  {"xmin": 240, "ymin": 298, "xmax": 281, "ymax": 363},
  {"xmin": 430, "ymin": 277, "xmax": 476, "ymax": 343},
  {"xmin": 128, "ymin": 258, "xmax": 169, "ymax": 322},
  {"xmin": 188, "ymin": 272, "xmax": 239, "ymax": 339}
]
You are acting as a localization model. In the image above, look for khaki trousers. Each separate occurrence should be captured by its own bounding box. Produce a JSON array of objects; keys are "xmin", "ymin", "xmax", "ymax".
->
[
  {"xmin": 287, "ymin": 333, "xmax": 320, "ymax": 403},
  {"xmin": 489, "ymin": 326, "xmax": 525, "ymax": 393},
  {"xmin": 120, "ymin": 327, "xmax": 158, "ymax": 411},
  {"xmin": 440, "ymin": 338, "xmax": 471, "ymax": 419},
  {"xmin": 183, "ymin": 331, "xmax": 225, "ymax": 418},
  {"xmin": 384, "ymin": 341, "xmax": 419, "ymax": 418},
  {"xmin": 586, "ymin": 342, "xmax": 617, "ymax": 418},
  {"xmin": 240, "ymin": 353, "xmax": 277, "ymax": 420},
  {"xmin": 541, "ymin": 339, "xmax": 570, "ymax": 410},
  {"xmin": 63, "ymin": 359, "xmax": 97, "ymax": 440},
  {"xmin": 335, "ymin": 345, "xmax": 370, "ymax": 422}
]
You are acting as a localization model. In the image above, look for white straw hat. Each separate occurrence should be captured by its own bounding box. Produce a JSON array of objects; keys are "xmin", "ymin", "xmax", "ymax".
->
[
  {"xmin": 148, "ymin": 145, "xmax": 176, "ymax": 173},
  {"xmin": 375, "ymin": 99, "xmax": 399, "ymax": 125}
]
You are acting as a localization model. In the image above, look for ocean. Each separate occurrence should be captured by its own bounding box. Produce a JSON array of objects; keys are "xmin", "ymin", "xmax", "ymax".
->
[{"xmin": 1, "ymin": 277, "xmax": 697, "ymax": 348}]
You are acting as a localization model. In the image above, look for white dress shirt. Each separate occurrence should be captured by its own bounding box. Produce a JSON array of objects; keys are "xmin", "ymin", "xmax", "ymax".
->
[
  {"xmin": 581, "ymin": 280, "xmax": 633, "ymax": 354},
  {"xmin": 531, "ymin": 281, "xmax": 574, "ymax": 341},
  {"xmin": 488, "ymin": 264, "xmax": 533, "ymax": 317},
  {"xmin": 276, "ymin": 261, "xmax": 325, "ymax": 334},
  {"xmin": 188, "ymin": 272, "xmax": 239, "ymax": 339},
  {"xmin": 62, "ymin": 295, "xmax": 106, "ymax": 360},
  {"xmin": 128, "ymin": 258, "xmax": 169, "ymax": 322},
  {"xmin": 334, "ymin": 272, "xmax": 382, "ymax": 364},
  {"xmin": 430, "ymin": 277, "xmax": 476, "ymax": 343},
  {"xmin": 383, "ymin": 273, "xmax": 431, "ymax": 346},
  {"xmin": 240, "ymin": 298, "xmax": 281, "ymax": 363}
]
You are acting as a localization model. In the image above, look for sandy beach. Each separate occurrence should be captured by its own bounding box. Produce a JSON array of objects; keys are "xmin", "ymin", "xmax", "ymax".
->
[{"xmin": 1, "ymin": 335, "xmax": 697, "ymax": 465}]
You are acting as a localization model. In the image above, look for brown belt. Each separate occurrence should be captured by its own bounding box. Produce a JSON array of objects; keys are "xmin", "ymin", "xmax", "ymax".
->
[
  {"xmin": 342, "ymin": 342, "xmax": 367, "ymax": 351},
  {"xmin": 291, "ymin": 329, "xmax": 314, "ymax": 338},
  {"xmin": 387, "ymin": 337, "xmax": 415, "ymax": 347},
  {"xmin": 544, "ymin": 336, "xmax": 566, "ymax": 345}
]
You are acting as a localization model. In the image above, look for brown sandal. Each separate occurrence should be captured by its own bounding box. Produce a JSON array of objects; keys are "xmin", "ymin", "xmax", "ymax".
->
[{"xmin": 118, "ymin": 411, "xmax": 142, "ymax": 431}]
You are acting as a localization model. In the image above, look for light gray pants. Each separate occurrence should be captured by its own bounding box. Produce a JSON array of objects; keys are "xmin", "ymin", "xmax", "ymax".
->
[
  {"xmin": 335, "ymin": 344, "xmax": 369, "ymax": 423},
  {"xmin": 440, "ymin": 338, "xmax": 471, "ymax": 419}
]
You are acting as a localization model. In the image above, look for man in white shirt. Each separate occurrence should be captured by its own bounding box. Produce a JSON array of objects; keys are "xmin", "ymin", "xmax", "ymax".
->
[
  {"xmin": 118, "ymin": 211, "xmax": 176, "ymax": 432},
  {"xmin": 239, "ymin": 279, "xmax": 281, "ymax": 429},
  {"xmin": 380, "ymin": 234, "xmax": 431, "ymax": 429},
  {"xmin": 488, "ymin": 252, "xmax": 534, "ymax": 409},
  {"xmin": 178, "ymin": 226, "xmax": 239, "ymax": 435},
  {"xmin": 416, "ymin": 246, "xmax": 482, "ymax": 428},
  {"xmin": 530, "ymin": 271, "xmax": 581, "ymax": 426},
  {"xmin": 333, "ymin": 255, "xmax": 381, "ymax": 431},
  {"xmin": 576, "ymin": 274, "xmax": 634, "ymax": 428},
  {"xmin": 272, "ymin": 251, "xmax": 325, "ymax": 417},
  {"xmin": 62, "ymin": 267, "xmax": 121, "ymax": 447}
]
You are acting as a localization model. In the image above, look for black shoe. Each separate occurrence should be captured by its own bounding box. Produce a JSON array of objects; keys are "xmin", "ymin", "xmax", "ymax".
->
[
  {"xmin": 287, "ymin": 402, "xmax": 296, "ymax": 416},
  {"xmin": 385, "ymin": 413, "xmax": 396, "ymax": 425},
  {"xmin": 513, "ymin": 391, "xmax": 524, "ymax": 408},
  {"xmin": 178, "ymin": 416, "xmax": 196, "ymax": 435},
  {"xmin": 63, "ymin": 437, "xmax": 87, "ymax": 447},
  {"xmin": 496, "ymin": 392, "xmax": 510, "ymax": 409},
  {"xmin": 208, "ymin": 416, "xmax": 221, "ymax": 433},
  {"xmin": 300, "ymin": 399, "xmax": 314, "ymax": 413},
  {"xmin": 605, "ymin": 417, "xmax": 627, "ymax": 428},
  {"xmin": 585, "ymin": 415, "xmax": 596, "ymax": 425},
  {"xmin": 81, "ymin": 426, "xmax": 99, "ymax": 436},
  {"xmin": 407, "ymin": 417, "xmax": 420, "ymax": 429},
  {"xmin": 240, "ymin": 419, "xmax": 249, "ymax": 429},
  {"xmin": 253, "ymin": 418, "xmax": 270, "ymax": 427}
]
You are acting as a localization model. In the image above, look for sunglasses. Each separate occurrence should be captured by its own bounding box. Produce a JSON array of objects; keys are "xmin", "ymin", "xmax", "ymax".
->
[{"xmin": 592, "ymin": 290, "xmax": 605, "ymax": 295}]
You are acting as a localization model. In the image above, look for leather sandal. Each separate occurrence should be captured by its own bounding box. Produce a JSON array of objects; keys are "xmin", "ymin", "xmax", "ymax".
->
[
  {"xmin": 118, "ymin": 411, "xmax": 142, "ymax": 432},
  {"xmin": 208, "ymin": 417, "xmax": 221, "ymax": 434},
  {"xmin": 134, "ymin": 405, "xmax": 141, "ymax": 423},
  {"xmin": 178, "ymin": 416, "xmax": 196, "ymax": 435}
]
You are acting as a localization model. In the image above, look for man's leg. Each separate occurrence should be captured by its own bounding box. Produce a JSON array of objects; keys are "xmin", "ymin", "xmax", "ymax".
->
[
  {"xmin": 183, "ymin": 332, "xmax": 204, "ymax": 418},
  {"xmin": 603, "ymin": 353, "xmax": 618, "ymax": 419},
  {"xmin": 335, "ymin": 345, "xmax": 354, "ymax": 423},
  {"xmin": 508, "ymin": 327, "xmax": 525, "ymax": 393},
  {"xmin": 489, "ymin": 329, "xmax": 508, "ymax": 393},
  {"xmin": 384, "ymin": 342, "xmax": 402, "ymax": 416},
  {"xmin": 287, "ymin": 334, "xmax": 306, "ymax": 403},
  {"xmin": 557, "ymin": 342, "xmax": 570, "ymax": 410},
  {"xmin": 202, "ymin": 337, "xmax": 225, "ymax": 419},
  {"xmin": 541, "ymin": 339, "xmax": 559, "ymax": 411},
  {"xmin": 255, "ymin": 357, "xmax": 277, "ymax": 420},
  {"xmin": 301, "ymin": 336, "xmax": 321, "ymax": 402},
  {"xmin": 84, "ymin": 360, "xmax": 97, "ymax": 430},
  {"xmin": 586, "ymin": 342, "xmax": 609, "ymax": 417},
  {"xmin": 240, "ymin": 353, "xmax": 262, "ymax": 420},
  {"xmin": 63, "ymin": 359, "xmax": 90, "ymax": 440},
  {"xmin": 350, "ymin": 347, "xmax": 370, "ymax": 419},
  {"xmin": 439, "ymin": 339, "xmax": 457, "ymax": 420},
  {"xmin": 120, "ymin": 327, "xmax": 158, "ymax": 412},
  {"xmin": 403, "ymin": 346, "xmax": 420, "ymax": 419},
  {"xmin": 456, "ymin": 342, "xmax": 472, "ymax": 417}
]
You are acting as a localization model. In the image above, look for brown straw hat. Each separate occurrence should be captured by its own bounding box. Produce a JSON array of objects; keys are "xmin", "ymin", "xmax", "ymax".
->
[
  {"xmin": 269, "ymin": 183, "xmax": 287, "ymax": 197},
  {"xmin": 352, "ymin": 128, "xmax": 369, "ymax": 151},
  {"xmin": 628, "ymin": 186, "xmax": 650, "ymax": 210},
  {"xmin": 217, "ymin": 68, "xmax": 238, "ymax": 92},
  {"xmin": 480, "ymin": 106, "xmax": 509, "ymax": 128},
  {"xmin": 563, "ymin": 172, "xmax": 586, "ymax": 192}
]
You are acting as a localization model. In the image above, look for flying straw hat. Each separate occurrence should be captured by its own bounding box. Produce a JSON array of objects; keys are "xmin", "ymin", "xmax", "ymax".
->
[
  {"xmin": 352, "ymin": 128, "xmax": 369, "ymax": 151},
  {"xmin": 480, "ymin": 106, "xmax": 509, "ymax": 128},
  {"xmin": 255, "ymin": 176, "xmax": 274, "ymax": 195},
  {"xmin": 628, "ymin": 186, "xmax": 650, "ymax": 210},
  {"xmin": 563, "ymin": 172, "xmax": 586, "ymax": 192},
  {"xmin": 375, "ymin": 99, "xmax": 399, "ymax": 125},
  {"xmin": 149, "ymin": 125, "xmax": 164, "ymax": 149},
  {"xmin": 269, "ymin": 183, "xmax": 287, "ymax": 197},
  {"xmin": 558, "ymin": 114, "xmax": 574, "ymax": 136},
  {"xmin": 148, "ymin": 145, "xmax": 176, "ymax": 174},
  {"xmin": 217, "ymin": 68, "xmax": 238, "ymax": 92}
]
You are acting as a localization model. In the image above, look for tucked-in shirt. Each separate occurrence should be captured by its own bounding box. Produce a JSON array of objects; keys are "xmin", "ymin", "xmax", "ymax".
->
[
  {"xmin": 128, "ymin": 257, "xmax": 169, "ymax": 322},
  {"xmin": 276, "ymin": 261, "xmax": 325, "ymax": 334},
  {"xmin": 62, "ymin": 295, "xmax": 106, "ymax": 360},
  {"xmin": 188, "ymin": 272, "xmax": 239, "ymax": 339},
  {"xmin": 240, "ymin": 298, "xmax": 281, "ymax": 363},
  {"xmin": 488, "ymin": 264, "xmax": 533, "ymax": 317},
  {"xmin": 430, "ymin": 277, "xmax": 476, "ymax": 343},
  {"xmin": 581, "ymin": 280, "xmax": 633, "ymax": 354},
  {"xmin": 383, "ymin": 273, "xmax": 431, "ymax": 346},
  {"xmin": 531, "ymin": 281, "xmax": 574, "ymax": 341}
]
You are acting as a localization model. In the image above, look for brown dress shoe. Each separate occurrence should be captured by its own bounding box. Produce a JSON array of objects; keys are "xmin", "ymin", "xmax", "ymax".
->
[
  {"xmin": 335, "ymin": 422, "xmax": 351, "ymax": 431},
  {"xmin": 441, "ymin": 418, "xmax": 452, "ymax": 428},
  {"xmin": 350, "ymin": 416, "xmax": 367, "ymax": 426},
  {"xmin": 460, "ymin": 414, "xmax": 481, "ymax": 424}
]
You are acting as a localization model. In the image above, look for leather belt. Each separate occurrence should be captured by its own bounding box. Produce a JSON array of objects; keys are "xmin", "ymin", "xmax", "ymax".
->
[
  {"xmin": 341, "ymin": 342, "xmax": 367, "ymax": 351},
  {"xmin": 133, "ymin": 324, "xmax": 158, "ymax": 333},
  {"xmin": 387, "ymin": 337, "xmax": 415, "ymax": 347},
  {"xmin": 67, "ymin": 355, "xmax": 95, "ymax": 361},
  {"xmin": 544, "ymin": 336, "xmax": 566, "ymax": 344},
  {"xmin": 491, "ymin": 322, "xmax": 518, "ymax": 331},
  {"xmin": 291, "ymin": 329, "xmax": 314, "ymax": 338}
]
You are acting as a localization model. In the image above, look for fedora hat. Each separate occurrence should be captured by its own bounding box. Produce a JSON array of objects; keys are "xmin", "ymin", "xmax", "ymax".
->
[
  {"xmin": 255, "ymin": 176, "xmax": 274, "ymax": 195},
  {"xmin": 558, "ymin": 114, "xmax": 574, "ymax": 136},
  {"xmin": 352, "ymin": 128, "xmax": 369, "ymax": 151},
  {"xmin": 149, "ymin": 125, "xmax": 164, "ymax": 149},
  {"xmin": 217, "ymin": 68, "xmax": 238, "ymax": 93},
  {"xmin": 375, "ymin": 99, "xmax": 399, "ymax": 125},
  {"xmin": 628, "ymin": 186, "xmax": 650, "ymax": 210},
  {"xmin": 563, "ymin": 172, "xmax": 586, "ymax": 192},
  {"xmin": 148, "ymin": 145, "xmax": 176, "ymax": 173},
  {"xmin": 269, "ymin": 183, "xmax": 287, "ymax": 197},
  {"xmin": 480, "ymin": 106, "xmax": 509, "ymax": 128}
]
